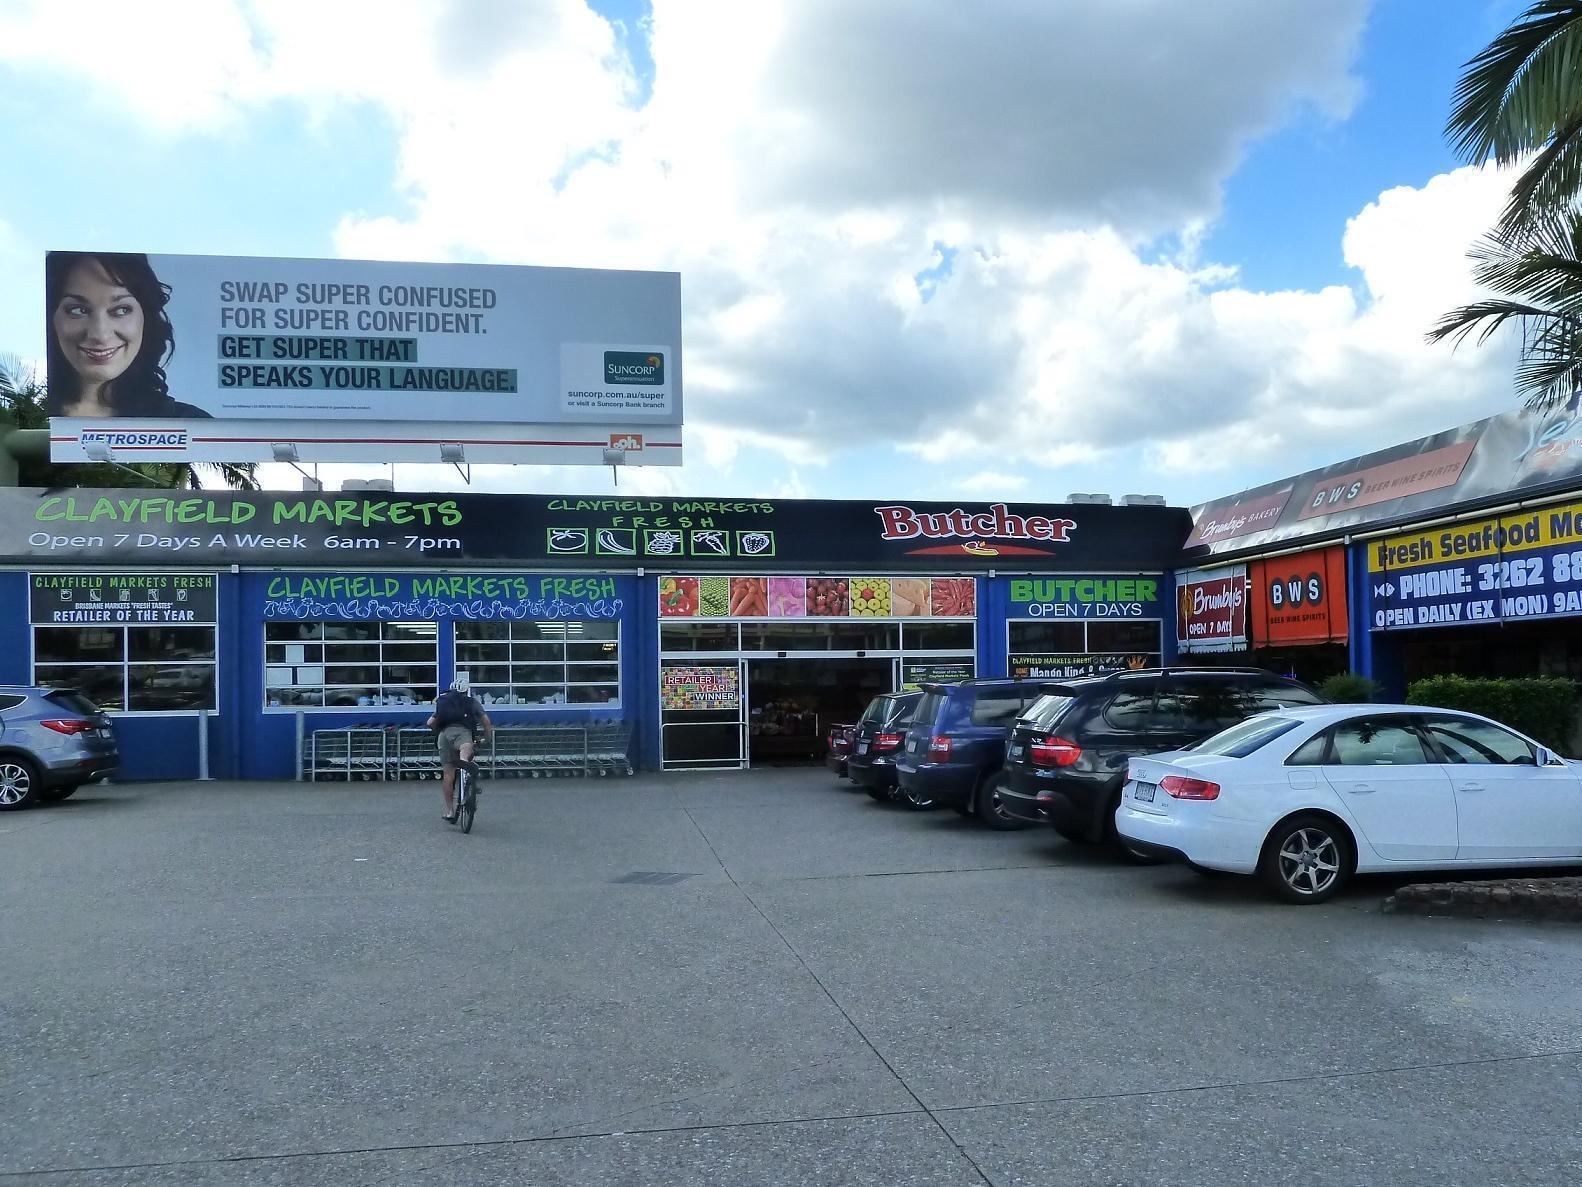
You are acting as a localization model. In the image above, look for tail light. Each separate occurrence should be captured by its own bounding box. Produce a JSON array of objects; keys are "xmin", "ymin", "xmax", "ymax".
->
[
  {"xmin": 41, "ymin": 719, "xmax": 95, "ymax": 735},
  {"xmin": 874, "ymin": 731, "xmax": 904, "ymax": 752},
  {"xmin": 1161, "ymin": 775, "xmax": 1220, "ymax": 800},
  {"xmin": 1029, "ymin": 736, "xmax": 1082, "ymax": 768},
  {"xmin": 927, "ymin": 734, "xmax": 953, "ymax": 760}
]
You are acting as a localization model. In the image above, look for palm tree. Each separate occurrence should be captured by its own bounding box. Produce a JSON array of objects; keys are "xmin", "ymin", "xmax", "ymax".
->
[
  {"xmin": 1428, "ymin": 209, "xmax": 1582, "ymax": 409},
  {"xmin": 1447, "ymin": 1, "xmax": 1582, "ymax": 233},
  {"xmin": 0, "ymin": 356, "xmax": 260, "ymax": 490}
]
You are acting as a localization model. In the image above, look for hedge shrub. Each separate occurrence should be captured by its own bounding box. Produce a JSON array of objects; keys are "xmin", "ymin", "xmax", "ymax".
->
[
  {"xmin": 1317, "ymin": 672, "xmax": 1381, "ymax": 704},
  {"xmin": 1405, "ymin": 675, "xmax": 1578, "ymax": 751}
]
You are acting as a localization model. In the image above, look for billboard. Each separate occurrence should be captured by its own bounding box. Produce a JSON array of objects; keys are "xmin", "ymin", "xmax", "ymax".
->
[
  {"xmin": 44, "ymin": 251, "xmax": 682, "ymax": 465},
  {"xmin": 1185, "ymin": 397, "xmax": 1582, "ymax": 556}
]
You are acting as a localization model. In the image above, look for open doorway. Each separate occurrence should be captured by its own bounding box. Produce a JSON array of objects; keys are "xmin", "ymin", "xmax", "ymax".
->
[{"xmin": 746, "ymin": 657, "xmax": 894, "ymax": 765}]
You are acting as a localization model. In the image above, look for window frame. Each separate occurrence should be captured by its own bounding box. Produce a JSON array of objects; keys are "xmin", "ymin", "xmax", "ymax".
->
[
  {"xmin": 264, "ymin": 619, "xmax": 441, "ymax": 712},
  {"xmin": 32, "ymin": 622, "xmax": 219, "ymax": 716},
  {"xmin": 453, "ymin": 619, "xmax": 622, "ymax": 710}
]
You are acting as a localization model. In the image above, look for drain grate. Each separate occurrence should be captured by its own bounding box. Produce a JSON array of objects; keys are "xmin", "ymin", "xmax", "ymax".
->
[{"xmin": 611, "ymin": 871, "xmax": 699, "ymax": 886}]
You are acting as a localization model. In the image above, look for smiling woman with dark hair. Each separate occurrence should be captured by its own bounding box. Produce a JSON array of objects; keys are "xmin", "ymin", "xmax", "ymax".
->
[{"xmin": 45, "ymin": 252, "xmax": 210, "ymax": 418}]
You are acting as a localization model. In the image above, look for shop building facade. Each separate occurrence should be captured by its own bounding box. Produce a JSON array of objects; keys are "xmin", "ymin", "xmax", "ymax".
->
[
  {"xmin": 0, "ymin": 489, "xmax": 1190, "ymax": 780},
  {"xmin": 1176, "ymin": 397, "xmax": 1582, "ymax": 710}
]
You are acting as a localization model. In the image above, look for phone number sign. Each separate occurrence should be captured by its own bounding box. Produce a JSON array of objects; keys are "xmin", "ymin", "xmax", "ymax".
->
[{"xmin": 1368, "ymin": 505, "xmax": 1582, "ymax": 630}]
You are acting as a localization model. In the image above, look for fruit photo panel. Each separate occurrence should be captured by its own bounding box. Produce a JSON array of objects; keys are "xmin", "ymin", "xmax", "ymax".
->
[
  {"xmin": 768, "ymin": 576, "xmax": 806, "ymax": 617},
  {"xmin": 930, "ymin": 578, "xmax": 976, "ymax": 616},
  {"xmin": 658, "ymin": 575, "xmax": 699, "ymax": 617},
  {"xmin": 890, "ymin": 578, "xmax": 930, "ymax": 617},
  {"xmin": 848, "ymin": 577, "xmax": 892, "ymax": 616},
  {"xmin": 729, "ymin": 577, "xmax": 768, "ymax": 616},
  {"xmin": 805, "ymin": 577, "xmax": 850, "ymax": 616},
  {"xmin": 698, "ymin": 576, "xmax": 730, "ymax": 617}
]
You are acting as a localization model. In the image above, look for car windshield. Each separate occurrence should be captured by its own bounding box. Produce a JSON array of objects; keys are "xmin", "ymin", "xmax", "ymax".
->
[{"xmin": 1192, "ymin": 715, "xmax": 1302, "ymax": 758}]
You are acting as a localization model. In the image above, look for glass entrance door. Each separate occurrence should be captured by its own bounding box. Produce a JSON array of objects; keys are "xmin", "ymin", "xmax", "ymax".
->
[{"xmin": 660, "ymin": 660, "xmax": 745, "ymax": 769}]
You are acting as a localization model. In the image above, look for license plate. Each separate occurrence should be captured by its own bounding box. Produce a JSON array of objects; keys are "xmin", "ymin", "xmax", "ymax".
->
[
  {"xmin": 1134, "ymin": 781, "xmax": 1156, "ymax": 803},
  {"xmin": 1009, "ymin": 743, "xmax": 1023, "ymax": 759},
  {"xmin": 856, "ymin": 741, "xmax": 869, "ymax": 755}
]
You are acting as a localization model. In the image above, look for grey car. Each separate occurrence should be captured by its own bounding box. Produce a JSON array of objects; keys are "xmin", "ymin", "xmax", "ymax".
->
[{"xmin": 0, "ymin": 687, "xmax": 119, "ymax": 810}]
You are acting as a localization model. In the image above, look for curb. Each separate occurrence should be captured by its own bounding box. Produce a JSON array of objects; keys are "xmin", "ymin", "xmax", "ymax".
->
[{"xmin": 1383, "ymin": 876, "xmax": 1582, "ymax": 921}]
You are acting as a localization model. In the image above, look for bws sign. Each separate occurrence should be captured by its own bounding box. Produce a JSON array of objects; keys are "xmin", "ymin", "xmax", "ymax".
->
[
  {"xmin": 1176, "ymin": 565, "xmax": 1248, "ymax": 653},
  {"xmin": 1249, "ymin": 546, "xmax": 1348, "ymax": 646}
]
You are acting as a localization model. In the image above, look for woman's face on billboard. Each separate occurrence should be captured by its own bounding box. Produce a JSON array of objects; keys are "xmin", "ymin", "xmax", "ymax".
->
[{"xmin": 52, "ymin": 258, "xmax": 144, "ymax": 386}]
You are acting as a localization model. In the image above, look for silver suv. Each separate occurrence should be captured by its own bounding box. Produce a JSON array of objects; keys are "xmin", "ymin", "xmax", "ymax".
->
[{"xmin": 0, "ymin": 687, "xmax": 119, "ymax": 810}]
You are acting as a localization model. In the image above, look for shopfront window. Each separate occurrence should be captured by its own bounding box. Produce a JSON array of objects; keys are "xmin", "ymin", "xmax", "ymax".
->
[
  {"xmin": 265, "ymin": 621, "xmax": 438, "ymax": 708},
  {"xmin": 455, "ymin": 620, "xmax": 620, "ymax": 707},
  {"xmin": 34, "ymin": 625, "xmax": 217, "ymax": 712},
  {"xmin": 1007, "ymin": 619, "xmax": 1164, "ymax": 679}
]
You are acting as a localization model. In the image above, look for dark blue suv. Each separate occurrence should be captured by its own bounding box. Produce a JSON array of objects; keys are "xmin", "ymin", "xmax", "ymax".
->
[{"xmin": 894, "ymin": 679, "xmax": 1046, "ymax": 826}]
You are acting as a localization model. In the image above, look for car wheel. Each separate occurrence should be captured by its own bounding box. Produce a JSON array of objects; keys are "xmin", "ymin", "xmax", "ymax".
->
[
  {"xmin": 0, "ymin": 757, "xmax": 41, "ymax": 810},
  {"xmin": 897, "ymin": 784, "xmax": 937, "ymax": 811},
  {"xmin": 973, "ymin": 772, "xmax": 1025, "ymax": 831},
  {"xmin": 1259, "ymin": 814, "xmax": 1353, "ymax": 905},
  {"xmin": 37, "ymin": 783, "xmax": 80, "ymax": 802}
]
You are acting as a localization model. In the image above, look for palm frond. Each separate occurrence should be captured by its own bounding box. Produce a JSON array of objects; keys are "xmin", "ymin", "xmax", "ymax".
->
[
  {"xmin": 1448, "ymin": 1, "xmax": 1582, "ymax": 163},
  {"xmin": 1427, "ymin": 297, "xmax": 1573, "ymax": 347}
]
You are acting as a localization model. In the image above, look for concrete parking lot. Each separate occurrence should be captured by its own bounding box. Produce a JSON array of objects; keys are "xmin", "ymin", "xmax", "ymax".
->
[{"xmin": 6, "ymin": 769, "xmax": 1582, "ymax": 1186}]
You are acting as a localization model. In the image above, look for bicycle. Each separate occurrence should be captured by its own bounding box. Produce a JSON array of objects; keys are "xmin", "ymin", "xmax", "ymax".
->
[{"xmin": 453, "ymin": 758, "xmax": 480, "ymax": 834}]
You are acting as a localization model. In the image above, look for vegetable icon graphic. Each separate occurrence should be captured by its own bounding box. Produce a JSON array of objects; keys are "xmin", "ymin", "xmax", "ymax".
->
[{"xmin": 597, "ymin": 529, "xmax": 635, "ymax": 555}]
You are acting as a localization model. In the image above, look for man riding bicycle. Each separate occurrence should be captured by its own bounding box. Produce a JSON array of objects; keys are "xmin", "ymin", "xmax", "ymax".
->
[{"xmin": 426, "ymin": 675, "xmax": 492, "ymax": 824}]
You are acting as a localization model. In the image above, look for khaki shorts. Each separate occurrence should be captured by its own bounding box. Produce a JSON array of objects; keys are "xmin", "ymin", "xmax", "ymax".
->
[{"xmin": 436, "ymin": 724, "xmax": 474, "ymax": 765}]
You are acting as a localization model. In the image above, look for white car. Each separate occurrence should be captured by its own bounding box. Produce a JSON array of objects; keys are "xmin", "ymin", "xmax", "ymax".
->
[{"xmin": 1115, "ymin": 704, "xmax": 1581, "ymax": 904}]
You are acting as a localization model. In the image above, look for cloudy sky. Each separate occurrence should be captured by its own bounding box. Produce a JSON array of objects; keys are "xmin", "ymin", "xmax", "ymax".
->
[{"xmin": 0, "ymin": 0, "xmax": 1530, "ymax": 508}]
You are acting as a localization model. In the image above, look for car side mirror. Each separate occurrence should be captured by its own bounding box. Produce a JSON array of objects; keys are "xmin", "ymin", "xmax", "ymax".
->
[{"xmin": 1535, "ymin": 746, "xmax": 1562, "ymax": 767}]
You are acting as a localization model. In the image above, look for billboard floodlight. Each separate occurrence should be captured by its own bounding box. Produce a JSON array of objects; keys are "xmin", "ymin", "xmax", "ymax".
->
[
  {"xmin": 440, "ymin": 442, "xmax": 470, "ymax": 485},
  {"xmin": 270, "ymin": 443, "xmax": 300, "ymax": 463}
]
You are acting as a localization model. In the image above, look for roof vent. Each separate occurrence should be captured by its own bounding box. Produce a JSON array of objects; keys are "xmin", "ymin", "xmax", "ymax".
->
[
  {"xmin": 1066, "ymin": 493, "xmax": 1113, "ymax": 505},
  {"xmin": 1122, "ymin": 494, "xmax": 1166, "ymax": 506}
]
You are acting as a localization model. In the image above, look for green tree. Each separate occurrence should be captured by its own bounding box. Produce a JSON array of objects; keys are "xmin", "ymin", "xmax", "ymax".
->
[
  {"xmin": 1427, "ymin": 209, "xmax": 1582, "ymax": 409},
  {"xmin": 1447, "ymin": 0, "xmax": 1582, "ymax": 234},
  {"xmin": 0, "ymin": 356, "xmax": 259, "ymax": 490}
]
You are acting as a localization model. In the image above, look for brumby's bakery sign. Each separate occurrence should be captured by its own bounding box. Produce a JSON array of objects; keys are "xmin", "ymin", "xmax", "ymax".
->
[
  {"xmin": 1176, "ymin": 564, "xmax": 1249, "ymax": 653},
  {"xmin": 874, "ymin": 503, "xmax": 1077, "ymax": 558}
]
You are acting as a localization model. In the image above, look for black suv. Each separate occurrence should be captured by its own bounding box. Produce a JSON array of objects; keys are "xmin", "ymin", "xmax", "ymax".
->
[
  {"xmin": 998, "ymin": 668, "xmax": 1324, "ymax": 849},
  {"xmin": 847, "ymin": 691, "xmax": 924, "ymax": 800}
]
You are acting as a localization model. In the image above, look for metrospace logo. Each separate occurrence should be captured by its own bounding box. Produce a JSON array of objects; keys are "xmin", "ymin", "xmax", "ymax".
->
[
  {"xmin": 604, "ymin": 351, "xmax": 665, "ymax": 386},
  {"xmin": 874, "ymin": 503, "xmax": 1077, "ymax": 557},
  {"xmin": 79, "ymin": 429, "xmax": 190, "ymax": 450}
]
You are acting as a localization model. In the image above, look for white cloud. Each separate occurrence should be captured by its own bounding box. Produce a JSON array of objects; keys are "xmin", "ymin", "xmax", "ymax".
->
[
  {"xmin": 2, "ymin": 0, "xmax": 1529, "ymax": 507},
  {"xmin": 958, "ymin": 471, "xmax": 1030, "ymax": 496}
]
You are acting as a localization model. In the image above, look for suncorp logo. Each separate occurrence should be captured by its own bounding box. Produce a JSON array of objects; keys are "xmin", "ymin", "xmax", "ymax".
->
[
  {"xmin": 79, "ymin": 429, "xmax": 190, "ymax": 450},
  {"xmin": 604, "ymin": 351, "xmax": 665, "ymax": 386}
]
